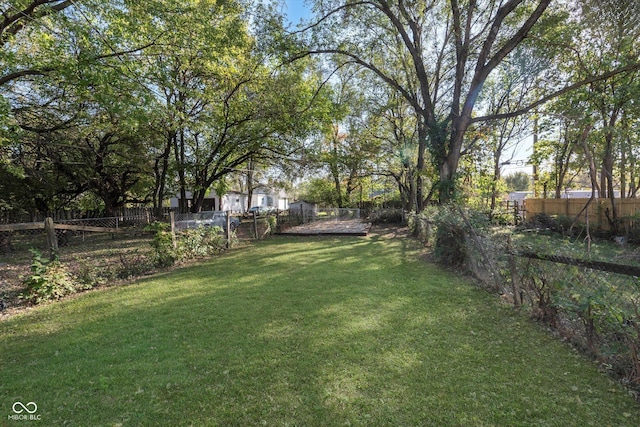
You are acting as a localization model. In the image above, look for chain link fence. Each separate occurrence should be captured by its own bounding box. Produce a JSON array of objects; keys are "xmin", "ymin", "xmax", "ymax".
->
[
  {"xmin": 0, "ymin": 210, "xmax": 283, "ymax": 313},
  {"xmin": 410, "ymin": 208, "xmax": 640, "ymax": 395},
  {"xmin": 0, "ymin": 216, "xmax": 155, "ymax": 311}
]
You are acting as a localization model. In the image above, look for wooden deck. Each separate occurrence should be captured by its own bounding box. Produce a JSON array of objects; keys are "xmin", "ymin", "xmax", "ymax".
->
[{"xmin": 278, "ymin": 219, "xmax": 372, "ymax": 236}]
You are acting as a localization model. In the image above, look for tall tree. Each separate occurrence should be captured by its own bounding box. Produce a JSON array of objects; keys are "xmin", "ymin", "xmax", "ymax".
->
[
  {"xmin": 295, "ymin": 0, "xmax": 640, "ymax": 208},
  {"xmin": 0, "ymin": 0, "xmax": 72, "ymax": 86},
  {"xmin": 301, "ymin": 0, "xmax": 558, "ymax": 206},
  {"xmin": 555, "ymin": 0, "xmax": 640, "ymax": 229}
]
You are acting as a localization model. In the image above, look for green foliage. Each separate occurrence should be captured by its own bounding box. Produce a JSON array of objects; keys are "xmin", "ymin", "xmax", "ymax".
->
[
  {"xmin": 266, "ymin": 214, "xmax": 277, "ymax": 234},
  {"xmin": 146, "ymin": 221, "xmax": 234, "ymax": 268},
  {"xmin": 145, "ymin": 222, "xmax": 177, "ymax": 268},
  {"xmin": 504, "ymin": 171, "xmax": 531, "ymax": 192},
  {"xmin": 179, "ymin": 226, "xmax": 227, "ymax": 258},
  {"xmin": 430, "ymin": 206, "xmax": 469, "ymax": 266},
  {"xmin": 409, "ymin": 205, "xmax": 490, "ymax": 266},
  {"xmin": 21, "ymin": 250, "xmax": 77, "ymax": 304},
  {"xmin": 300, "ymin": 177, "xmax": 340, "ymax": 206},
  {"xmin": 74, "ymin": 257, "xmax": 109, "ymax": 289}
]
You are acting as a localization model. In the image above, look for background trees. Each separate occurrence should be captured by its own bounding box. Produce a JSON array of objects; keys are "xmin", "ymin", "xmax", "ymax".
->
[
  {"xmin": 0, "ymin": 0, "xmax": 330, "ymax": 216},
  {"xmin": 302, "ymin": 0, "xmax": 560, "ymax": 206},
  {"xmin": 3, "ymin": 0, "xmax": 640, "ymax": 218}
]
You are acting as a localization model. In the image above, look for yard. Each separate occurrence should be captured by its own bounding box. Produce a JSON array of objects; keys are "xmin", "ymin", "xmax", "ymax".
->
[{"xmin": 1, "ymin": 228, "xmax": 639, "ymax": 426}]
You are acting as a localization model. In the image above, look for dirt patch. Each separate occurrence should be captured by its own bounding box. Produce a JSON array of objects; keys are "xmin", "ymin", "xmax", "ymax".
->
[{"xmin": 279, "ymin": 219, "xmax": 372, "ymax": 235}]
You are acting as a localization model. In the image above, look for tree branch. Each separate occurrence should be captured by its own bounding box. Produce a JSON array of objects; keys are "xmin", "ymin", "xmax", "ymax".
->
[
  {"xmin": 0, "ymin": 68, "xmax": 52, "ymax": 86},
  {"xmin": 291, "ymin": 48, "xmax": 420, "ymax": 113},
  {"xmin": 471, "ymin": 62, "xmax": 640, "ymax": 123},
  {"xmin": 1, "ymin": 1, "xmax": 72, "ymax": 45}
]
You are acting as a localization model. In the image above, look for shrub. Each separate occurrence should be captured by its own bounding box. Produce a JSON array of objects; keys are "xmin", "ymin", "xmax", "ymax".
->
[
  {"xmin": 407, "ymin": 210, "xmax": 435, "ymax": 243},
  {"xmin": 371, "ymin": 209, "xmax": 404, "ymax": 224},
  {"xmin": 266, "ymin": 215, "xmax": 277, "ymax": 234},
  {"xmin": 146, "ymin": 222, "xmax": 178, "ymax": 267},
  {"xmin": 179, "ymin": 226, "xmax": 226, "ymax": 258},
  {"xmin": 408, "ymin": 205, "xmax": 491, "ymax": 267},
  {"xmin": 21, "ymin": 250, "xmax": 77, "ymax": 304},
  {"xmin": 74, "ymin": 257, "xmax": 107, "ymax": 289},
  {"xmin": 434, "ymin": 220, "xmax": 468, "ymax": 266}
]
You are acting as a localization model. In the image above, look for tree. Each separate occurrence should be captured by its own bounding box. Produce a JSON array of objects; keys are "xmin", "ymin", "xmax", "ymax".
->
[
  {"xmin": 307, "ymin": 65, "xmax": 383, "ymax": 208},
  {"xmin": 300, "ymin": 0, "xmax": 561, "ymax": 206},
  {"xmin": 475, "ymin": 47, "xmax": 536, "ymax": 211},
  {"xmin": 0, "ymin": 0, "xmax": 171, "ymax": 215},
  {"xmin": 504, "ymin": 171, "xmax": 530, "ymax": 192},
  {"xmin": 0, "ymin": 0, "xmax": 72, "ymax": 86},
  {"xmin": 294, "ymin": 0, "xmax": 640, "ymax": 208},
  {"xmin": 548, "ymin": 0, "xmax": 640, "ymax": 230}
]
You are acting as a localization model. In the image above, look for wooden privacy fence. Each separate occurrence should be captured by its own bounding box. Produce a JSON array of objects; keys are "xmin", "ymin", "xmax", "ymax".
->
[{"xmin": 524, "ymin": 198, "xmax": 640, "ymax": 230}]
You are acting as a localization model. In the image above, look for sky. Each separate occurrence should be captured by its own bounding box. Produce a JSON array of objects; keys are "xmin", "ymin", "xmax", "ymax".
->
[{"xmin": 283, "ymin": 0, "xmax": 312, "ymax": 26}]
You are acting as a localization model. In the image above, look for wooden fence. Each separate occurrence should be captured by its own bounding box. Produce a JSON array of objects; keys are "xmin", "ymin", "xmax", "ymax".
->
[
  {"xmin": 0, "ymin": 207, "xmax": 169, "ymax": 225},
  {"xmin": 524, "ymin": 198, "xmax": 640, "ymax": 230}
]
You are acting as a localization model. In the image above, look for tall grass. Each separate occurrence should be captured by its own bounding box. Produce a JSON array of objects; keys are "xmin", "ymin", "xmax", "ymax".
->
[{"xmin": 1, "ymin": 233, "xmax": 638, "ymax": 426}]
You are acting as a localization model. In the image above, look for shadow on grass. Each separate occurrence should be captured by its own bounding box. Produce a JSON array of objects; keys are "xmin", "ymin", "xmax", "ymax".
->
[{"xmin": 1, "ymin": 233, "xmax": 639, "ymax": 426}]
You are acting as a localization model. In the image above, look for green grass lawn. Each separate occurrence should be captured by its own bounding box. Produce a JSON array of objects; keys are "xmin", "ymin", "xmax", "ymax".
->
[{"xmin": 1, "ymin": 231, "xmax": 639, "ymax": 426}]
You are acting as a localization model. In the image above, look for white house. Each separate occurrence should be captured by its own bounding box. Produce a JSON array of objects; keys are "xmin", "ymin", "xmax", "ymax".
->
[
  {"xmin": 507, "ymin": 191, "xmax": 533, "ymax": 203},
  {"xmin": 170, "ymin": 187, "xmax": 291, "ymax": 213}
]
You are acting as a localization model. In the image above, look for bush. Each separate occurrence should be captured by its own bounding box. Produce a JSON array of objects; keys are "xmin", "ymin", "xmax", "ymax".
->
[
  {"xmin": 146, "ymin": 221, "xmax": 236, "ymax": 268},
  {"xmin": 74, "ymin": 257, "xmax": 108, "ymax": 289},
  {"xmin": 434, "ymin": 220, "xmax": 468, "ymax": 266},
  {"xmin": 407, "ymin": 210, "xmax": 435, "ymax": 243},
  {"xmin": 146, "ymin": 222, "xmax": 178, "ymax": 267},
  {"xmin": 21, "ymin": 250, "xmax": 77, "ymax": 304},
  {"xmin": 179, "ymin": 226, "xmax": 227, "ymax": 258},
  {"xmin": 371, "ymin": 209, "xmax": 404, "ymax": 224},
  {"xmin": 266, "ymin": 215, "xmax": 277, "ymax": 235}
]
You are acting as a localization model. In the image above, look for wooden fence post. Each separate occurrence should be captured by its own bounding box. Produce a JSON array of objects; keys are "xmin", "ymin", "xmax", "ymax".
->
[
  {"xmin": 44, "ymin": 217, "xmax": 58, "ymax": 259},
  {"xmin": 507, "ymin": 235, "xmax": 521, "ymax": 307}
]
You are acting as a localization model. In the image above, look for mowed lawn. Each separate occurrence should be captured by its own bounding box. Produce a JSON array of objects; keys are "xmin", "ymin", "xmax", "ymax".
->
[{"xmin": 1, "ymin": 231, "xmax": 639, "ymax": 426}]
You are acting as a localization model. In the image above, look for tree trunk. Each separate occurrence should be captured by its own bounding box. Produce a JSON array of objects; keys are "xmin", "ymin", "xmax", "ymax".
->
[
  {"xmin": 173, "ymin": 130, "xmax": 188, "ymax": 213},
  {"xmin": 490, "ymin": 146, "xmax": 502, "ymax": 212},
  {"xmin": 438, "ymin": 137, "xmax": 463, "ymax": 204},
  {"xmin": 247, "ymin": 158, "xmax": 255, "ymax": 211},
  {"xmin": 416, "ymin": 122, "xmax": 427, "ymax": 211},
  {"xmin": 153, "ymin": 135, "xmax": 172, "ymax": 218}
]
